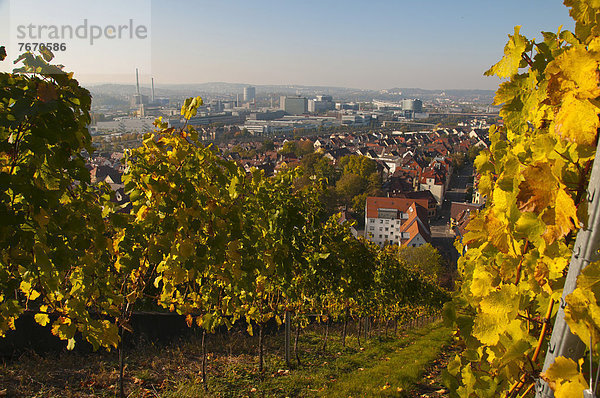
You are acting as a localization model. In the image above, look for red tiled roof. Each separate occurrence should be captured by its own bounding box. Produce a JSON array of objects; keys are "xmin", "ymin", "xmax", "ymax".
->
[
  {"xmin": 397, "ymin": 203, "xmax": 431, "ymax": 245},
  {"xmin": 365, "ymin": 197, "xmax": 429, "ymax": 219},
  {"xmin": 450, "ymin": 202, "xmax": 482, "ymax": 222},
  {"xmin": 396, "ymin": 190, "xmax": 438, "ymax": 206}
]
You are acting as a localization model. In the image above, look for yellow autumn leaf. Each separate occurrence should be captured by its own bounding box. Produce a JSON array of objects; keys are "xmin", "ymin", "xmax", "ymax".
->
[
  {"xmin": 564, "ymin": 0, "xmax": 600, "ymax": 40},
  {"xmin": 541, "ymin": 356, "xmax": 589, "ymax": 398},
  {"xmin": 485, "ymin": 26, "xmax": 528, "ymax": 78},
  {"xmin": 554, "ymin": 92, "xmax": 600, "ymax": 146},
  {"xmin": 470, "ymin": 270, "xmax": 494, "ymax": 298},
  {"xmin": 485, "ymin": 212, "xmax": 510, "ymax": 253},
  {"xmin": 19, "ymin": 281, "xmax": 32, "ymax": 294},
  {"xmin": 34, "ymin": 313, "xmax": 50, "ymax": 326},
  {"xmin": 516, "ymin": 162, "xmax": 558, "ymax": 213},
  {"xmin": 564, "ymin": 260, "xmax": 600, "ymax": 345},
  {"xmin": 29, "ymin": 290, "xmax": 41, "ymax": 301},
  {"xmin": 555, "ymin": 380, "xmax": 591, "ymax": 398},
  {"xmin": 542, "ymin": 356, "xmax": 580, "ymax": 382},
  {"xmin": 477, "ymin": 174, "xmax": 493, "ymax": 197},
  {"xmin": 136, "ymin": 204, "xmax": 148, "ymax": 221},
  {"xmin": 473, "ymin": 284, "xmax": 519, "ymax": 345},
  {"xmin": 542, "ymin": 189, "xmax": 578, "ymax": 243},
  {"xmin": 546, "ymin": 45, "xmax": 600, "ymax": 98}
]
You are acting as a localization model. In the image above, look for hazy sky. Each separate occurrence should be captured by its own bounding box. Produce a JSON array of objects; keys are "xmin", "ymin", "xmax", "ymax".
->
[{"xmin": 0, "ymin": 0, "xmax": 575, "ymax": 90}]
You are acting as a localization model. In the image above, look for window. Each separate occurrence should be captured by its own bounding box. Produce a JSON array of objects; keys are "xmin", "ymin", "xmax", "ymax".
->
[
  {"xmin": 379, "ymin": 227, "xmax": 383, "ymax": 231},
  {"xmin": 380, "ymin": 219, "xmax": 383, "ymax": 224},
  {"xmin": 385, "ymin": 227, "xmax": 388, "ymax": 231},
  {"xmin": 369, "ymin": 226, "xmax": 374, "ymax": 231}
]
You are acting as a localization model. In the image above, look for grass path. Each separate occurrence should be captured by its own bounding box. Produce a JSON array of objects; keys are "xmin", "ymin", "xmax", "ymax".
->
[
  {"xmin": 166, "ymin": 321, "xmax": 452, "ymax": 397},
  {"xmin": 320, "ymin": 323, "xmax": 452, "ymax": 397}
]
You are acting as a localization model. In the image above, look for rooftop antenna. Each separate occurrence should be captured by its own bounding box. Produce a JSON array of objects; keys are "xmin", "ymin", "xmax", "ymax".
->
[
  {"xmin": 151, "ymin": 77, "xmax": 155, "ymax": 103},
  {"xmin": 136, "ymin": 68, "xmax": 140, "ymax": 95}
]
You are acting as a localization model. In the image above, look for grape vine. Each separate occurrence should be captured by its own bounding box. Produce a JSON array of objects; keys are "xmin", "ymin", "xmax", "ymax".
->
[
  {"xmin": 0, "ymin": 49, "xmax": 120, "ymax": 350},
  {"xmin": 0, "ymin": 48, "xmax": 450, "ymax": 396},
  {"xmin": 443, "ymin": 1, "xmax": 600, "ymax": 397}
]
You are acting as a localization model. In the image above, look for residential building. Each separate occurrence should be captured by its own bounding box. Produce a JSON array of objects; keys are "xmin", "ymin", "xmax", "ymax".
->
[
  {"xmin": 450, "ymin": 202, "xmax": 482, "ymax": 238},
  {"xmin": 364, "ymin": 197, "xmax": 431, "ymax": 248},
  {"xmin": 393, "ymin": 190, "xmax": 438, "ymax": 218},
  {"xmin": 419, "ymin": 167, "xmax": 446, "ymax": 206},
  {"xmin": 339, "ymin": 211, "xmax": 359, "ymax": 238}
]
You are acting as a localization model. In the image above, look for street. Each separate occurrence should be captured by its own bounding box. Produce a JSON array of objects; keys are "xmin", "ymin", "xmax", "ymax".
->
[{"xmin": 429, "ymin": 164, "xmax": 475, "ymax": 268}]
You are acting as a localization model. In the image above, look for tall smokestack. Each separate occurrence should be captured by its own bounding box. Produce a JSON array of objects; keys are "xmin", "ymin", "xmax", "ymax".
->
[
  {"xmin": 136, "ymin": 68, "xmax": 140, "ymax": 95},
  {"xmin": 151, "ymin": 77, "xmax": 155, "ymax": 103}
]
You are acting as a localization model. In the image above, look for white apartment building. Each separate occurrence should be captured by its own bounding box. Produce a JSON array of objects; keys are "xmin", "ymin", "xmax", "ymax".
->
[{"xmin": 364, "ymin": 197, "xmax": 431, "ymax": 248}]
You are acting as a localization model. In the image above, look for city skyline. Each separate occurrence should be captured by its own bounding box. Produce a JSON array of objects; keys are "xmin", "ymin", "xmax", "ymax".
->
[{"xmin": 0, "ymin": 0, "xmax": 575, "ymax": 90}]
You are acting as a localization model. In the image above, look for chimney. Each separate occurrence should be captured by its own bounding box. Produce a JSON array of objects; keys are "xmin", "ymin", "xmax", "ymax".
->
[
  {"xmin": 151, "ymin": 77, "xmax": 155, "ymax": 103},
  {"xmin": 136, "ymin": 68, "xmax": 140, "ymax": 95}
]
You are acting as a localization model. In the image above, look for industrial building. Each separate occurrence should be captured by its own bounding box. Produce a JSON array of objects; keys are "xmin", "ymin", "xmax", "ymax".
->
[
  {"xmin": 308, "ymin": 95, "xmax": 335, "ymax": 113},
  {"xmin": 401, "ymin": 99, "xmax": 423, "ymax": 112},
  {"xmin": 242, "ymin": 115, "xmax": 338, "ymax": 136},
  {"xmin": 341, "ymin": 114, "xmax": 372, "ymax": 126},
  {"xmin": 373, "ymin": 99, "xmax": 423, "ymax": 112},
  {"xmin": 281, "ymin": 96, "xmax": 308, "ymax": 115}
]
